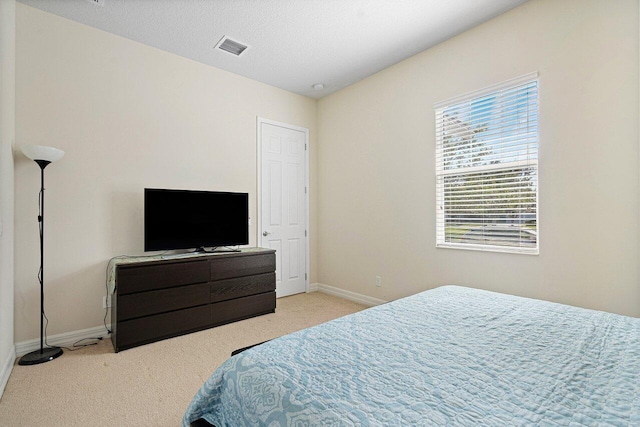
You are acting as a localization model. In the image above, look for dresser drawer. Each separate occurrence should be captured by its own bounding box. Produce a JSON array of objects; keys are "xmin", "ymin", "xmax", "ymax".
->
[
  {"xmin": 116, "ymin": 305, "xmax": 210, "ymax": 350},
  {"xmin": 211, "ymin": 292, "xmax": 275, "ymax": 325},
  {"xmin": 210, "ymin": 253, "xmax": 275, "ymax": 281},
  {"xmin": 117, "ymin": 260, "xmax": 209, "ymax": 295},
  {"xmin": 117, "ymin": 283, "xmax": 210, "ymax": 321},
  {"xmin": 210, "ymin": 273, "xmax": 275, "ymax": 303}
]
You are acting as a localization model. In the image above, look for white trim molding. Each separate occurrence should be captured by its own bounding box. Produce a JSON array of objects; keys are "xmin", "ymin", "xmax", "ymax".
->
[
  {"xmin": 15, "ymin": 325, "xmax": 110, "ymax": 357},
  {"xmin": 310, "ymin": 283, "xmax": 387, "ymax": 307},
  {"xmin": 0, "ymin": 345, "xmax": 16, "ymax": 400}
]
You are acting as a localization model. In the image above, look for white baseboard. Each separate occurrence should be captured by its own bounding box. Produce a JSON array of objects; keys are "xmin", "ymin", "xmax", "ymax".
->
[
  {"xmin": 15, "ymin": 325, "xmax": 111, "ymax": 357},
  {"xmin": 310, "ymin": 283, "xmax": 387, "ymax": 307},
  {"xmin": 0, "ymin": 345, "xmax": 16, "ymax": 400}
]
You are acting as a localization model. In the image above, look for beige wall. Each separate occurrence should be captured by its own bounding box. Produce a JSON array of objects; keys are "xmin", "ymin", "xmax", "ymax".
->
[
  {"xmin": 0, "ymin": 0, "xmax": 16, "ymax": 387},
  {"xmin": 12, "ymin": 0, "xmax": 640, "ymax": 347},
  {"xmin": 317, "ymin": 0, "xmax": 640, "ymax": 317},
  {"xmin": 14, "ymin": 4, "xmax": 317, "ymax": 342}
]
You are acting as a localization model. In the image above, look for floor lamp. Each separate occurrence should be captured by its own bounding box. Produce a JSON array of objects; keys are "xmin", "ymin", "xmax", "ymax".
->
[{"xmin": 19, "ymin": 144, "xmax": 65, "ymax": 366}]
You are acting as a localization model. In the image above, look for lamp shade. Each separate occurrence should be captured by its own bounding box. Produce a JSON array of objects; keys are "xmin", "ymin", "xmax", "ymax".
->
[{"xmin": 21, "ymin": 145, "xmax": 65, "ymax": 163}]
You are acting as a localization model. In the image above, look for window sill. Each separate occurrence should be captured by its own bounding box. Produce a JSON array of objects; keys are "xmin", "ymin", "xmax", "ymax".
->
[{"xmin": 436, "ymin": 242, "xmax": 539, "ymax": 256}]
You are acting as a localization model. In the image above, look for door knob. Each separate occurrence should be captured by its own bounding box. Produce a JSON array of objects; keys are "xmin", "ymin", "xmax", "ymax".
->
[{"xmin": 262, "ymin": 231, "xmax": 271, "ymax": 236}]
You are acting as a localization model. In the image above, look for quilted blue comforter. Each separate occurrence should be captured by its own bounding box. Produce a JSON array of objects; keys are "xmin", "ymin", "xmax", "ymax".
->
[{"xmin": 183, "ymin": 286, "xmax": 640, "ymax": 426}]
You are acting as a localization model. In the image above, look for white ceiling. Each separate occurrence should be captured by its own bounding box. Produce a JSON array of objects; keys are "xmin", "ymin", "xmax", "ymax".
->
[{"xmin": 17, "ymin": 0, "xmax": 528, "ymax": 99}]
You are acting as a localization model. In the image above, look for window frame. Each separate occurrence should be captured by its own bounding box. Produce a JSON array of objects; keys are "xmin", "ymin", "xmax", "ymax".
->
[{"xmin": 434, "ymin": 73, "xmax": 539, "ymax": 255}]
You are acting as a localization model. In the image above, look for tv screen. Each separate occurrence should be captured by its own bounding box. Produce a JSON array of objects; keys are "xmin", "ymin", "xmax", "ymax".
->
[{"xmin": 144, "ymin": 188, "xmax": 249, "ymax": 251}]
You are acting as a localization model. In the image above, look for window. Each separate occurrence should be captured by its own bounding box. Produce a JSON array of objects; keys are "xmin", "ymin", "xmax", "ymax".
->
[{"xmin": 435, "ymin": 73, "xmax": 539, "ymax": 254}]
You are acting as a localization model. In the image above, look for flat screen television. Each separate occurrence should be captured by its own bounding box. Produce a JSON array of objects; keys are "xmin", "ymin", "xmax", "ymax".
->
[{"xmin": 144, "ymin": 188, "xmax": 249, "ymax": 251}]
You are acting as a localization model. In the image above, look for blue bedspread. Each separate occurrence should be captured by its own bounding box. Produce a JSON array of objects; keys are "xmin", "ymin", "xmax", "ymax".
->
[{"xmin": 183, "ymin": 286, "xmax": 640, "ymax": 426}]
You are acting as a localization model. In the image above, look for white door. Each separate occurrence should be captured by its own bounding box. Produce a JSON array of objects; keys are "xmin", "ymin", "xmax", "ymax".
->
[{"xmin": 259, "ymin": 120, "xmax": 307, "ymax": 298}]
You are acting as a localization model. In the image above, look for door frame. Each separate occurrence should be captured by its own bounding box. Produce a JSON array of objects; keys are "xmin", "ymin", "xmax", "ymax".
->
[{"xmin": 256, "ymin": 117, "xmax": 310, "ymax": 293}]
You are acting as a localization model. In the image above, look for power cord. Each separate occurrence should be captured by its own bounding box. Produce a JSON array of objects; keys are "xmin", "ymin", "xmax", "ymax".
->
[
  {"xmin": 102, "ymin": 252, "xmax": 171, "ymax": 335},
  {"xmin": 36, "ymin": 188, "xmax": 90, "ymax": 351},
  {"xmin": 55, "ymin": 337, "xmax": 105, "ymax": 352},
  {"xmin": 37, "ymin": 249, "xmax": 193, "ymax": 352},
  {"xmin": 104, "ymin": 260, "xmax": 112, "ymax": 334},
  {"xmin": 102, "ymin": 254, "xmax": 156, "ymax": 335},
  {"xmin": 45, "ymin": 253, "xmax": 160, "ymax": 351}
]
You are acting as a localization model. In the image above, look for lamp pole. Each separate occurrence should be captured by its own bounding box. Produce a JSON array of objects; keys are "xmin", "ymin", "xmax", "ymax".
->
[{"xmin": 36, "ymin": 160, "xmax": 49, "ymax": 356}]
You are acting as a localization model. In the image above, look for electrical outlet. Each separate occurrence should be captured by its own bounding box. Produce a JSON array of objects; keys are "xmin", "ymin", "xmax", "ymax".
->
[
  {"xmin": 375, "ymin": 276, "xmax": 381, "ymax": 287},
  {"xmin": 103, "ymin": 295, "xmax": 112, "ymax": 308}
]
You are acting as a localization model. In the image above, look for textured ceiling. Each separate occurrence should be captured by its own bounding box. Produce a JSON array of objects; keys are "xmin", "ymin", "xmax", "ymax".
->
[{"xmin": 17, "ymin": 0, "xmax": 528, "ymax": 99}]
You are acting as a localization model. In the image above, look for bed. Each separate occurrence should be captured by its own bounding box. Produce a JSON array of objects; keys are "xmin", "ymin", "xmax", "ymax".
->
[{"xmin": 183, "ymin": 285, "xmax": 640, "ymax": 426}]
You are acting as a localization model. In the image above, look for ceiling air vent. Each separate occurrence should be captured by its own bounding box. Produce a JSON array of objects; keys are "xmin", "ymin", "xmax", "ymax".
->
[{"xmin": 216, "ymin": 36, "xmax": 248, "ymax": 57}]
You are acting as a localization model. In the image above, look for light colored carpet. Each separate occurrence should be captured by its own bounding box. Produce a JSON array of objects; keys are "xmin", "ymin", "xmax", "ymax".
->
[{"xmin": 0, "ymin": 292, "xmax": 365, "ymax": 427}]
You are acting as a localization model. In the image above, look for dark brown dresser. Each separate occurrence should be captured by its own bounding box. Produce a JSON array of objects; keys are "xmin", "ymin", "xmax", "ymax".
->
[{"xmin": 111, "ymin": 248, "xmax": 276, "ymax": 352}]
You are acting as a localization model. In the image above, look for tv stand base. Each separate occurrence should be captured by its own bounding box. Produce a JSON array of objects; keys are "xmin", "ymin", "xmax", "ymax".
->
[{"xmin": 195, "ymin": 247, "xmax": 242, "ymax": 254}]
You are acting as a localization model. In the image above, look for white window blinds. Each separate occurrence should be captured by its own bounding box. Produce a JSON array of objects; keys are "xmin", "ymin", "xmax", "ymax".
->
[{"xmin": 435, "ymin": 73, "xmax": 539, "ymax": 254}]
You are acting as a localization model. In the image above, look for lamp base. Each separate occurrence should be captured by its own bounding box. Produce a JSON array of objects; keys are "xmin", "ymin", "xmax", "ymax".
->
[{"xmin": 18, "ymin": 346, "xmax": 63, "ymax": 366}]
